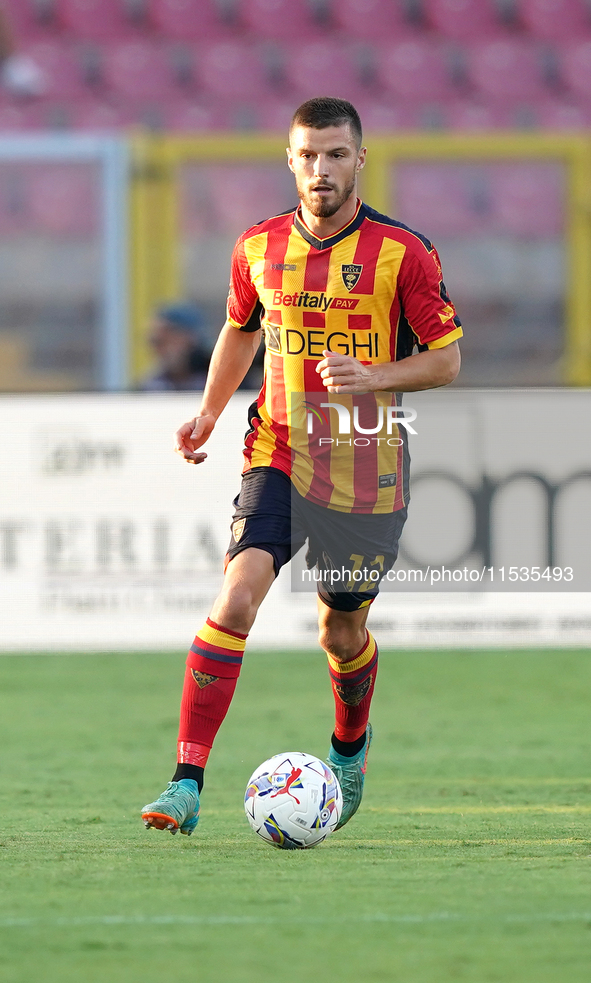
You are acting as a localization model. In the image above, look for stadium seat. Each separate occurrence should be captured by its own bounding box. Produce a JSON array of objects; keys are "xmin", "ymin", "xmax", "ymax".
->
[
  {"xmin": 181, "ymin": 165, "xmax": 294, "ymax": 236},
  {"xmin": 395, "ymin": 164, "xmax": 483, "ymax": 236},
  {"xmin": 489, "ymin": 164, "xmax": 563, "ymax": 236},
  {"xmin": 22, "ymin": 40, "xmax": 89, "ymax": 97},
  {"xmin": 261, "ymin": 94, "xmax": 419, "ymax": 133},
  {"xmin": 465, "ymin": 39, "xmax": 549, "ymax": 102},
  {"xmin": 558, "ymin": 40, "xmax": 591, "ymax": 100},
  {"xmin": 28, "ymin": 163, "xmax": 98, "ymax": 235},
  {"xmin": 147, "ymin": 0, "xmax": 235, "ymax": 40},
  {"xmin": 397, "ymin": 162, "xmax": 563, "ymax": 238},
  {"xmin": 443, "ymin": 98, "xmax": 512, "ymax": 129},
  {"xmin": 194, "ymin": 41, "xmax": 274, "ymax": 99},
  {"xmin": 0, "ymin": 100, "xmax": 44, "ymax": 131},
  {"xmin": 375, "ymin": 39, "xmax": 458, "ymax": 101},
  {"xmin": 534, "ymin": 96, "xmax": 591, "ymax": 128},
  {"xmin": 422, "ymin": 0, "xmax": 507, "ymax": 40},
  {"xmin": 516, "ymin": 0, "xmax": 591, "ymax": 41},
  {"xmin": 2, "ymin": 0, "xmax": 56, "ymax": 39},
  {"xmin": 160, "ymin": 98, "xmax": 229, "ymax": 131},
  {"xmin": 255, "ymin": 95, "xmax": 296, "ymax": 132},
  {"xmin": 331, "ymin": 0, "xmax": 415, "ymax": 41},
  {"xmin": 351, "ymin": 98, "xmax": 418, "ymax": 131},
  {"xmin": 54, "ymin": 0, "xmax": 140, "ymax": 39},
  {"xmin": 282, "ymin": 40, "xmax": 369, "ymax": 102},
  {"xmin": 68, "ymin": 97, "xmax": 130, "ymax": 130},
  {"xmin": 240, "ymin": 0, "xmax": 326, "ymax": 40},
  {"xmin": 101, "ymin": 41, "xmax": 180, "ymax": 99}
]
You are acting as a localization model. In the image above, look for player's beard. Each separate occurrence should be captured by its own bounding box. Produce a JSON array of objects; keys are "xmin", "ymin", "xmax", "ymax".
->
[{"xmin": 297, "ymin": 174, "xmax": 357, "ymax": 218}]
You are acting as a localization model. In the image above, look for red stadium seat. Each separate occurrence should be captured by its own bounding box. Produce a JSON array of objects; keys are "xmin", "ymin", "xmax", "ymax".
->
[
  {"xmin": 534, "ymin": 96, "xmax": 591, "ymax": 128},
  {"xmin": 255, "ymin": 95, "xmax": 296, "ymax": 131},
  {"xmin": 352, "ymin": 99, "xmax": 418, "ymax": 131},
  {"xmin": 195, "ymin": 41, "xmax": 273, "ymax": 99},
  {"xmin": 516, "ymin": 0, "xmax": 591, "ymax": 41},
  {"xmin": 395, "ymin": 164, "xmax": 483, "ymax": 236},
  {"xmin": 282, "ymin": 40, "xmax": 368, "ymax": 102},
  {"xmin": 68, "ymin": 97, "xmax": 130, "ymax": 130},
  {"xmin": 257, "ymin": 95, "xmax": 418, "ymax": 134},
  {"xmin": 558, "ymin": 39, "xmax": 591, "ymax": 99},
  {"xmin": 489, "ymin": 164, "xmax": 563, "ymax": 236},
  {"xmin": 160, "ymin": 98, "xmax": 230, "ymax": 131},
  {"xmin": 240, "ymin": 0, "xmax": 325, "ymax": 40},
  {"xmin": 465, "ymin": 39, "xmax": 548, "ymax": 102},
  {"xmin": 0, "ymin": 100, "xmax": 44, "ymax": 131},
  {"xmin": 101, "ymin": 41, "xmax": 180, "ymax": 99},
  {"xmin": 443, "ymin": 99, "xmax": 512, "ymax": 129},
  {"xmin": 2, "ymin": 0, "xmax": 55, "ymax": 40},
  {"xmin": 396, "ymin": 161, "xmax": 563, "ymax": 238},
  {"xmin": 28, "ymin": 163, "xmax": 98, "ymax": 235},
  {"xmin": 181, "ymin": 165, "xmax": 294, "ymax": 236},
  {"xmin": 375, "ymin": 39, "xmax": 458, "ymax": 101},
  {"xmin": 22, "ymin": 41, "xmax": 89, "ymax": 97},
  {"xmin": 332, "ymin": 0, "xmax": 415, "ymax": 41},
  {"xmin": 55, "ymin": 0, "xmax": 139, "ymax": 40},
  {"xmin": 148, "ymin": 0, "xmax": 235, "ymax": 40},
  {"xmin": 422, "ymin": 0, "xmax": 507, "ymax": 40}
]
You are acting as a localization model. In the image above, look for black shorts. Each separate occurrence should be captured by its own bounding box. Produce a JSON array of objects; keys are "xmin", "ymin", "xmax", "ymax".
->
[{"xmin": 225, "ymin": 466, "xmax": 407, "ymax": 612}]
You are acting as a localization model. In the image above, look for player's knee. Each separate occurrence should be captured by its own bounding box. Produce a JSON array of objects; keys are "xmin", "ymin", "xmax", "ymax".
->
[
  {"xmin": 211, "ymin": 582, "xmax": 260, "ymax": 634},
  {"xmin": 318, "ymin": 616, "xmax": 363, "ymax": 663}
]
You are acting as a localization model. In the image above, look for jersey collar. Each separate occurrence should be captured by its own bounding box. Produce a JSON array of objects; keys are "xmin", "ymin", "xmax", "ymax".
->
[{"xmin": 293, "ymin": 199, "xmax": 366, "ymax": 250}]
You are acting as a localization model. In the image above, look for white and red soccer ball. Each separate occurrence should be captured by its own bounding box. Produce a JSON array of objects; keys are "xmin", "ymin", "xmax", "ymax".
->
[{"xmin": 244, "ymin": 751, "xmax": 342, "ymax": 849}]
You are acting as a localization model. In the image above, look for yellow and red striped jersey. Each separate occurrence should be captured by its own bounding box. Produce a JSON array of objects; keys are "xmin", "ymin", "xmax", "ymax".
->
[{"xmin": 227, "ymin": 200, "xmax": 462, "ymax": 514}]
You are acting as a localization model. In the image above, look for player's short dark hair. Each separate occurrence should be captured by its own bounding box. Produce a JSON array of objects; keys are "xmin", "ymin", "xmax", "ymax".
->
[{"xmin": 289, "ymin": 97, "xmax": 362, "ymax": 148}]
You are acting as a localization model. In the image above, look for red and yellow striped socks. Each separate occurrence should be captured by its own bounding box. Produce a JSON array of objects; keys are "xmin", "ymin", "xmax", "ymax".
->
[
  {"xmin": 176, "ymin": 618, "xmax": 247, "ymax": 771},
  {"xmin": 327, "ymin": 630, "xmax": 378, "ymax": 743}
]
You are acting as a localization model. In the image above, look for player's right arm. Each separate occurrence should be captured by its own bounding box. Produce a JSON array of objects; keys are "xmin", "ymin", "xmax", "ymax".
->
[{"xmin": 174, "ymin": 320, "xmax": 261, "ymax": 464}]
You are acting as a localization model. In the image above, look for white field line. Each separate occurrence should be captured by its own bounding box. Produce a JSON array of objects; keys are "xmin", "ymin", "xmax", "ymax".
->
[
  {"xmin": 366, "ymin": 804, "xmax": 591, "ymax": 814},
  {"xmin": 1, "ymin": 911, "xmax": 591, "ymax": 930}
]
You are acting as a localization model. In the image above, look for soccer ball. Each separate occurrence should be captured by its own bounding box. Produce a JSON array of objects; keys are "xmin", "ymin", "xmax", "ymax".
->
[{"xmin": 244, "ymin": 751, "xmax": 342, "ymax": 850}]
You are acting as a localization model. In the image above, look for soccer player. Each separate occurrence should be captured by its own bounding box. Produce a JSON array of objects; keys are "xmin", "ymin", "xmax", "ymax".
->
[{"xmin": 141, "ymin": 97, "xmax": 462, "ymax": 836}]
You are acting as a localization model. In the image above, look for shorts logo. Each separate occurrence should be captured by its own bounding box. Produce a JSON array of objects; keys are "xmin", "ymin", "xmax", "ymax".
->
[
  {"xmin": 232, "ymin": 518, "xmax": 246, "ymax": 542},
  {"xmin": 191, "ymin": 669, "xmax": 219, "ymax": 689},
  {"xmin": 341, "ymin": 264, "xmax": 363, "ymax": 291}
]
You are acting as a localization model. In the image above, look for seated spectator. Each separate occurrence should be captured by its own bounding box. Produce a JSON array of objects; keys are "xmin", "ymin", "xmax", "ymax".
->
[{"xmin": 140, "ymin": 303, "xmax": 211, "ymax": 392}]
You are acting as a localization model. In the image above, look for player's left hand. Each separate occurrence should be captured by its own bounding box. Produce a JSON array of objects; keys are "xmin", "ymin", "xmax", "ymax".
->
[{"xmin": 316, "ymin": 351, "xmax": 373, "ymax": 393}]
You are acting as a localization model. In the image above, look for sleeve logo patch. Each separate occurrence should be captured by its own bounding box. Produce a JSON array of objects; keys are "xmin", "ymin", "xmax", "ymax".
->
[
  {"xmin": 438, "ymin": 304, "xmax": 456, "ymax": 323},
  {"xmin": 341, "ymin": 264, "xmax": 363, "ymax": 291}
]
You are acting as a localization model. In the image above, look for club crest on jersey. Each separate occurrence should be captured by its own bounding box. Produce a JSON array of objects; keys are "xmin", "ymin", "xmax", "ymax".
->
[
  {"xmin": 232, "ymin": 518, "xmax": 246, "ymax": 543},
  {"xmin": 341, "ymin": 264, "xmax": 363, "ymax": 291}
]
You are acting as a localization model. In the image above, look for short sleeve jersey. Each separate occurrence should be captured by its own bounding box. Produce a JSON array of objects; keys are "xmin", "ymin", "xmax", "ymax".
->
[{"xmin": 227, "ymin": 200, "xmax": 462, "ymax": 515}]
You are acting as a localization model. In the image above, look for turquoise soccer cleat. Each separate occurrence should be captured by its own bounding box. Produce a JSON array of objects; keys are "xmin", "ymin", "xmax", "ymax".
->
[
  {"xmin": 327, "ymin": 723, "xmax": 373, "ymax": 831},
  {"xmin": 141, "ymin": 779, "xmax": 200, "ymax": 836}
]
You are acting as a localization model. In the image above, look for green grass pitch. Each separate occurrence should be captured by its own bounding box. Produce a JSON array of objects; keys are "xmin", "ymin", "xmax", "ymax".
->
[{"xmin": 1, "ymin": 648, "xmax": 591, "ymax": 983}]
